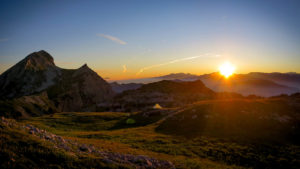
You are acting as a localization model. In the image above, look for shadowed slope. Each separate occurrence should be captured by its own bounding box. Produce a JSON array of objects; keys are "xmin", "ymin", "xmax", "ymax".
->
[{"xmin": 156, "ymin": 97, "xmax": 300, "ymax": 144}]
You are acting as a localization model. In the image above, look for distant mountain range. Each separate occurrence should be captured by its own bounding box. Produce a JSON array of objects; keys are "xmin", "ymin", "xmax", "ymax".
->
[
  {"xmin": 198, "ymin": 72, "xmax": 300, "ymax": 97},
  {"xmin": 113, "ymin": 72, "xmax": 300, "ymax": 97},
  {"xmin": 110, "ymin": 82, "xmax": 142, "ymax": 93}
]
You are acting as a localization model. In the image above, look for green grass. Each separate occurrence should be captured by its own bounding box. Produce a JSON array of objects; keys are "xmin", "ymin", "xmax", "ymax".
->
[
  {"xmin": 19, "ymin": 99, "xmax": 300, "ymax": 169},
  {"xmin": 22, "ymin": 112, "xmax": 130, "ymax": 133},
  {"xmin": 157, "ymin": 99, "xmax": 300, "ymax": 143},
  {"xmin": 0, "ymin": 93, "xmax": 57, "ymax": 119},
  {"xmin": 0, "ymin": 121, "xmax": 132, "ymax": 169},
  {"xmin": 21, "ymin": 111, "xmax": 245, "ymax": 169}
]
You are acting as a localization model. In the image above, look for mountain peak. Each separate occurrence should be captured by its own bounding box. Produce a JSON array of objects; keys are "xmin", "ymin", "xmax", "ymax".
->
[
  {"xmin": 80, "ymin": 63, "xmax": 89, "ymax": 68},
  {"xmin": 24, "ymin": 50, "xmax": 55, "ymax": 70},
  {"xmin": 78, "ymin": 63, "xmax": 92, "ymax": 71},
  {"xmin": 72, "ymin": 63, "xmax": 97, "ymax": 78}
]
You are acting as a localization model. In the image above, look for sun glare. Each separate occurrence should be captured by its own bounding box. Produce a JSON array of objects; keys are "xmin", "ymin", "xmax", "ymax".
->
[{"xmin": 219, "ymin": 61, "xmax": 235, "ymax": 78}]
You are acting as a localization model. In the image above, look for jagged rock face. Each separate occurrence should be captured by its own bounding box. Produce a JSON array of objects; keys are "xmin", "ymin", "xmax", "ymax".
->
[
  {"xmin": 24, "ymin": 50, "xmax": 56, "ymax": 70},
  {"xmin": 0, "ymin": 50, "xmax": 114, "ymax": 113},
  {"xmin": 0, "ymin": 50, "xmax": 61, "ymax": 98},
  {"xmin": 48, "ymin": 64, "xmax": 115, "ymax": 111}
]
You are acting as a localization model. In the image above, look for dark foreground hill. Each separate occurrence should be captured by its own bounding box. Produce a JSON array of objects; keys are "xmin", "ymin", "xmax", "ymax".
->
[
  {"xmin": 110, "ymin": 80, "xmax": 215, "ymax": 111},
  {"xmin": 156, "ymin": 97, "xmax": 300, "ymax": 144}
]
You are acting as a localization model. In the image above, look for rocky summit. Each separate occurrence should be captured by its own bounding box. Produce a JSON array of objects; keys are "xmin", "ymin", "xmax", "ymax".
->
[
  {"xmin": 0, "ymin": 50, "xmax": 114, "ymax": 115},
  {"xmin": 0, "ymin": 50, "xmax": 60, "ymax": 98}
]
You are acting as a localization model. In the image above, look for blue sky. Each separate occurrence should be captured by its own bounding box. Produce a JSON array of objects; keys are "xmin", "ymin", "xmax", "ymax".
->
[{"xmin": 0, "ymin": 0, "xmax": 300, "ymax": 80}]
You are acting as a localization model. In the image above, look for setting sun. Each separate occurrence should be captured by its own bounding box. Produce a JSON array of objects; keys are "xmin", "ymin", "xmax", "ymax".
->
[{"xmin": 219, "ymin": 61, "xmax": 235, "ymax": 78}]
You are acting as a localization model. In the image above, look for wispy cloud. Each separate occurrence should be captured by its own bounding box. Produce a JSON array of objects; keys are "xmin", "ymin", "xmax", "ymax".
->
[
  {"xmin": 97, "ymin": 34, "xmax": 127, "ymax": 45},
  {"xmin": 136, "ymin": 53, "xmax": 220, "ymax": 75},
  {"xmin": 0, "ymin": 38, "xmax": 8, "ymax": 42},
  {"xmin": 123, "ymin": 64, "xmax": 127, "ymax": 73}
]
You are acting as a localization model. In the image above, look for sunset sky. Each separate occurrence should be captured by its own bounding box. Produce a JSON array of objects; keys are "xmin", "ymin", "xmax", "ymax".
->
[{"xmin": 0, "ymin": 0, "xmax": 300, "ymax": 80}]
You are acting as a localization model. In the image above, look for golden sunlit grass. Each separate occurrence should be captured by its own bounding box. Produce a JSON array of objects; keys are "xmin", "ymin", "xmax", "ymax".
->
[
  {"xmin": 219, "ymin": 61, "xmax": 235, "ymax": 78},
  {"xmin": 21, "ymin": 99, "xmax": 300, "ymax": 169},
  {"xmin": 22, "ymin": 111, "xmax": 245, "ymax": 169}
]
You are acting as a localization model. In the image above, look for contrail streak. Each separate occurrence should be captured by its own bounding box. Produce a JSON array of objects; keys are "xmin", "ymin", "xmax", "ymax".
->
[
  {"xmin": 136, "ymin": 53, "xmax": 220, "ymax": 75},
  {"xmin": 97, "ymin": 34, "xmax": 127, "ymax": 45}
]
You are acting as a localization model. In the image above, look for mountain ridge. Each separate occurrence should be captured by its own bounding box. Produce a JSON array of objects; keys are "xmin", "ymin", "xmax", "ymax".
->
[
  {"xmin": 0, "ymin": 50, "xmax": 114, "ymax": 117},
  {"xmin": 110, "ymin": 80, "xmax": 215, "ymax": 111}
]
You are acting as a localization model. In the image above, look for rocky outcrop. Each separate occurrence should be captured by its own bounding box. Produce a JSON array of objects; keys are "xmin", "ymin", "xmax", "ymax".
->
[{"xmin": 47, "ymin": 64, "xmax": 114, "ymax": 112}]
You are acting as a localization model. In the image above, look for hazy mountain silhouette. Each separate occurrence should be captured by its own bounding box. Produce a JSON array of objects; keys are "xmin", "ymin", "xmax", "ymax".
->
[
  {"xmin": 152, "ymin": 72, "xmax": 300, "ymax": 97},
  {"xmin": 199, "ymin": 72, "xmax": 299, "ymax": 97},
  {"xmin": 110, "ymin": 82, "xmax": 142, "ymax": 93}
]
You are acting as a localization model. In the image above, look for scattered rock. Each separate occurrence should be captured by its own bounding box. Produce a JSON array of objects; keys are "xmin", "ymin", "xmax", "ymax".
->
[
  {"xmin": 101, "ymin": 158, "xmax": 114, "ymax": 164},
  {"xmin": 0, "ymin": 117, "xmax": 175, "ymax": 169},
  {"xmin": 79, "ymin": 144, "xmax": 91, "ymax": 153},
  {"xmin": 145, "ymin": 159, "xmax": 152, "ymax": 167},
  {"xmin": 29, "ymin": 130, "xmax": 35, "ymax": 134}
]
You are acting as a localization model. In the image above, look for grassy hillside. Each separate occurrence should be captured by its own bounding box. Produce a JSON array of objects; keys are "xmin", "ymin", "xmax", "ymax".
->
[
  {"xmin": 0, "ymin": 118, "xmax": 131, "ymax": 169},
  {"xmin": 155, "ymin": 99, "xmax": 300, "ymax": 168},
  {"xmin": 0, "ymin": 92, "xmax": 58, "ymax": 119},
  {"xmin": 17, "ymin": 98, "xmax": 300, "ymax": 169},
  {"xmin": 18, "ymin": 111, "xmax": 243, "ymax": 169},
  {"xmin": 157, "ymin": 98, "xmax": 300, "ymax": 143}
]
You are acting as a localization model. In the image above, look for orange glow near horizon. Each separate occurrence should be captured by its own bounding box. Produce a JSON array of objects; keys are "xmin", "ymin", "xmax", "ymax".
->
[{"xmin": 219, "ymin": 61, "xmax": 235, "ymax": 78}]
